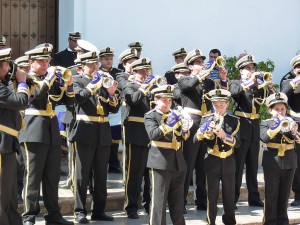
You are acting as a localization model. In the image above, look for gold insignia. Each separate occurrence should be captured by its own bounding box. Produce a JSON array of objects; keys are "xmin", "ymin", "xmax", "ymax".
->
[
  {"xmin": 166, "ymin": 85, "xmax": 172, "ymax": 93},
  {"xmin": 195, "ymin": 49, "xmax": 200, "ymax": 55},
  {"xmin": 216, "ymin": 89, "xmax": 221, "ymax": 96},
  {"xmin": 275, "ymin": 93, "xmax": 280, "ymax": 100},
  {"xmin": 136, "ymin": 42, "xmax": 140, "ymax": 46},
  {"xmin": 92, "ymin": 51, "xmax": 97, "ymax": 58},
  {"xmin": 75, "ymin": 32, "xmax": 80, "ymax": 36},
  {"xmin": 248, "ymin": 55, "xmax": 253, "ymax": 62},
  {"xmin": 106, "ymin": 47, "xmax": 110, "ymax": 52},
  {"xmin": 181, "ymin": 48, "xmax": 185, "ymax": 52},
  {"xmin": 43, "ymin": 48, "xmax": 48, "ymax": 54},
  {"xmin": 142, "ymin": 58, "xmax": 146, "ymax": 64}
]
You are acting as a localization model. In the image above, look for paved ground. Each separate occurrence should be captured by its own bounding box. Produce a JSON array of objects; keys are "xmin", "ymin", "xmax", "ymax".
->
[{"xmin": 35, "ymin": 201, "xmax": 300, "ymax": 225}]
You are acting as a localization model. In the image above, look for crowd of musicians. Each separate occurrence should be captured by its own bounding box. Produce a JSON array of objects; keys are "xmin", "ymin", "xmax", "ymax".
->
[{"xmin": 0, "ymin": 32, "xmax": 299, "ymax": 225}]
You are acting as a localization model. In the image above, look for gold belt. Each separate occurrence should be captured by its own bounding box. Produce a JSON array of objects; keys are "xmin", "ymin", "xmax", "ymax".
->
[
  {"xmin": 151, "ymin": 140, "xmax": 181, "ymax": 151},
  {"xmin": 266, "ymin": 143, "xmax": 294, "ymax": 156},
  {"xmin": 0, "ymin": 124, "xmax": 19, "ymax": 137},
  {"xmin": 234, "ymin": 111, "xmax": 259, "ymax": 119},
  {"xmin": 127, "ymin": 116, "xmax": 145, "ymax": 123},
  {"xmin": 76, "ymin": 115, "xmax": 109, "ymax": 123},
  {"xmin": 25, "ymin": 109, "xmax": 56, "ymax": 118},
  {"xmin": 207, "ymin": 147, "xmax": 233, "ymax": 158}
]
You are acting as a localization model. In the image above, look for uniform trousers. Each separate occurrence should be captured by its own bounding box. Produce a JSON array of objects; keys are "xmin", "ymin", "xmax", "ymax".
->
[
  {"xmin": 124, "ymin": 143, "xmax": 150, "ymax": 214},
  {"xmin": 73, "ymin": 142, "xmax": 110, "ymax": 216},
  {"xmin": 0, "ymin": 153, "xmax": 22, "ymax": 225},
  {"xmin": 21, "ymin": 142, "xmax": 62, "ymax": 223},
  {"xmin": 149, "ymin": 169, "xmax": 186, "ymax": 225},
  {"xmin": 263, "ymin": 167, "xmax": 295, "ymax": 225},
  {"xmin": 183, "ymin": 136, "xmax": 207, "ymax": 207},
  {"xmin": 292, "ymin": 145, "xmax": 300, "ymax": 201},
  {"xmin": 206, "ymin": 170, "xmax": 236, "ymax": 225},
  {"xmin": 234, "ymin": 139, "xmax": 260, "ymax": 203}
]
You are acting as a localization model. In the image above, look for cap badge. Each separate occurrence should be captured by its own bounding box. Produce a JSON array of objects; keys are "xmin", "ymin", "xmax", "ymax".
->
[
  {"xmin": 136, "ymin": 42, "xmax": 140, "ymax": 46},
  {"xmin": 248, "ymin": 55, "xmax": 253, "ymax": 62},
  {"xmin": 195, "ymin": 49, "xmax": 200, "ymax": 55},
  {"xmin": 216, "ymin": 89, "xmax": 221, "ymax": 96},
  {"xmin": 180, "ymin": 48, "xmax": 185, "ymax": 52},
  {"xmin": 142, "ymin": 58, "xmax": 146, "ymax": 64},
  {"xmin": 167, "ymin": 85, "xmax": 172, "ymax": 93},
  {"xmin": 75, "ymin": 32, "xmax": 80, "ymax": 36},
  {"xmin": 43, "ymin": 48, "xmax": 48, "ymax": 54},
  {"xmin": 92, "ymin": 52, "xmax": 97, "ymax": 58},
  {"xmin": 275, "ymin": 93, "xmax": 281, "ymax": 100},
  {"xmin": 106, "ymin": 47, "xmax": 110, "ymax": 52}
]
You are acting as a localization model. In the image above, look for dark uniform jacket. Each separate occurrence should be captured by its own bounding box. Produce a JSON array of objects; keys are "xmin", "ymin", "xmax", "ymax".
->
[
  {"xmin": 178, "ymin": 76, "xmax": 215, "ymax": 134},
  {"xmin": 0, "ymin": 81, "xmax": 28, "ymax": 154},
  {"xmin": 172, "ymin": 83, "xmax": 182, "ymax": 106},
  {"xmin": 19, "ymin": 74, "xmax": 75, "ymax": 145},
  {"xmin": 280, "ymin": 71, "xmax": 300, "ymax": 112},
  {"xmin": 145, "ymin": 109, "xmax": 187, "ymax": 172},
  {"xmin": 229, "ymin": 80, "xmax": 266, "ymax": 142},
  {"xmin": 122, "ymin": 80, "xmax": 151, "ymax": 147},
  {"xmin": 164, "ymin": 71, "xmax": 177, "ymax": 85},
  {"xmin": 260, "ymin": 118, "xmax": 298, "ymax": 169},
  {"xmin": 53, "ymin": 48, "xmax": 77, "ymax": 68},
  {"xmin": 197, "ymin": 113, "xmax": 241, "ymax": 174},
  {"xmin": 69, "ymin": 74, "xmax": 119, "ymax": 146}
]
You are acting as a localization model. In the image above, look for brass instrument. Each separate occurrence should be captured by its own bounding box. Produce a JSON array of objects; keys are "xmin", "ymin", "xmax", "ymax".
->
[
  {"xmin": 215, "ymin": 56, "xmax": 226, "ymax": 67},
  {"xmin": 174, "ymin": 106, "xmax": 193, "ymax": 130},
  {"xmin": 48, "ymin": 66, "xmax": 72, "ymax": 84},
  {"xmin": 155, "ymin": 76, "xmax": 167, "ymax": 86},
  {"xmin": 101, "ymin": 72, "xmax": 115, "ymax": 88},
  {"xmin": 203, "ymin": 113, "xmax": 224, "ymax": 140},
  {"xmin": 281, "ymin": 117, "xmax": 298, "ymax": 133}
]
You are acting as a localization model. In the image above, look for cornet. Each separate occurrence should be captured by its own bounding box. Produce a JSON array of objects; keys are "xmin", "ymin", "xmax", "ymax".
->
[
  {"xmin": 47, "ymin": 66, "xmax": 72, "ymax": 84},
  {"xmin": 215, "ymin": 56, "xmax": 226, "ymax": 68},
  {"xmin": 280, "ymin": 117, "xmax": 298, "ymax": 133},
  {"xmin": 155, "ymin": 76, "xmax": 167, "ymax": 86},
  {"xmin": 203, "ymin": 113, "xmax": 224, "ymax": 140},
  {"xmin": 101, "ymin": 73, "xmax": 115, "ymax": 88}
]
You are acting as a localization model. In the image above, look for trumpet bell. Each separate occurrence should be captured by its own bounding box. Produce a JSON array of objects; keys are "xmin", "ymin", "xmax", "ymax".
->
[
  {"xmin": 155, "ymin": 76, "xmax": 167, "ymax": 86},
  {"xmin": 101, "ymin": 73, "xmax": 115, "ymax": 88},
  {"xmin": 216, "ymin": 56, "xmax": 226, "ymax": 67},
  {"xmin": 55, "ymin": 66, "xmax": 72, "ymax": 82}
]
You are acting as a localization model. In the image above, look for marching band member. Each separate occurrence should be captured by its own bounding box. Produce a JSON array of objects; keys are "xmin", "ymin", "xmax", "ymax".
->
[
  {"xmin": 164, "ymin": 48, "xmax": 187, "ymax": 85},
  {"xmin": 261, "ymin": 92, "xmax": 300, "ymax": 224},
  {"xmin": 145, "ymin": 85, "xmax": 189, "ymax": 225},
  {"xmin": 280, "ymin": 54, "xmax": 300, "ymax": 206},
  {"xmin": 0, "ymin": 48, "xmax": 29, "ymax": 225},
  {"xmin": 68, "ymin": 51, "xmax": 119, "ymax": 223},
  {"xmin": 122, "ymin": 58, "xmax": 154, "ymax": 219},
  {"xmin": 19, "ymin": 46, "xmax": 75, "ymax": 225},
  {"xmin": 195, "ymin": 89, "xmax": 240, "ymax": 225},
  {"xmin": 178, "ymin": 49, "xmax": 221, "ymax": 213},
  {"xmin": 118, "ymin": 42, "xmax": 142, "ymax": 71},
  {"xmin": 229, "ymin": 54, "xmax": 265, "ymax": 208}
]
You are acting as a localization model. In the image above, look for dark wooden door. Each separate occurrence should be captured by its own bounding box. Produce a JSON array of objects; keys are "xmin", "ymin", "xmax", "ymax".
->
[{"xmin": 0, "ymin": 0, "xmax": 57, "ymax": 59}]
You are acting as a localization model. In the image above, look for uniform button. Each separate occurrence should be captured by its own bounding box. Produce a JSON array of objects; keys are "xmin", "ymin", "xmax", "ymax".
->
[
  {"xmin": 283, "ymin": 140, "xmax": 286, "ymax": 142},
  {"xmin": 222, "ymin": 145, "xmax": 224, "ymax": 147},
  {"xmin": 223, "ymin": 150, "xmax": 225, "ymax": 152}
]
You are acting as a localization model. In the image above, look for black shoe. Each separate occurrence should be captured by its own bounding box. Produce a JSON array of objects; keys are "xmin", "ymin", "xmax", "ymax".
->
[
  {"xmin": 196, "ymin": 204, "xmax": 207, "ymax": 210},
  {"xmin": 75, "ymin": 214, "xmax": 89, "ymax": 224},
  {"xmin": 108, "ymin": 167, "xmax": 122, "ymax": 173},
  {"xmin": 91, "ymin": 212, "xmax": 114, "ymax": 221},
  {"xmin": 291, "ymin": 199, "xmax": 300, "ymax": 206},
  {"xmin": 183, "ymin": 206, "xmax": 187, "ymax": 214},
  {"xmin": 249, "ymin": 200, "xmax": 264, "ymax": 207},
  {"xmin": 46, "ymin": 217, "xmax": 74, "ymax": 225},
  {"xmin": 23, "ymin": 221, "xmax": 34, "ymax": 225},
  {"xmin": 127, "ymin": 212, "xmax": 139, "ymax": 219}
]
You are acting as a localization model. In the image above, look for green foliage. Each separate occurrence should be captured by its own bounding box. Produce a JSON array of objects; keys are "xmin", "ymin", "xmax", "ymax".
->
[{"xmin": 224, "ymin": 55, "xmax": 276, "ymax": 120}]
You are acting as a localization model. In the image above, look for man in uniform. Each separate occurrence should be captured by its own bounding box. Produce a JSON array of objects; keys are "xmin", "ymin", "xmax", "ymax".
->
[
  {"xmin": 164, "ymin": 48, "xmax": 187, "ymax": 85},
  {"xmin": 229, "ymin": 54, "xmax": 265, "ymax": 208},
  {"xmin": 19, "ymin": 46, "xmax": 75, "ymax": 225},
  {"xmin": 280, "ymin": 54, "xmax": 300, "ymax": 206},
  {"xmin": 99, "ymin": 47, "xmax": 123, "ymax": 173},
  {"xmin": 0, "ymin": 48, "xmax": 29, "ymax": 225},
  {"xmin": 208, "ymin": 49, "xmax": 222, "ymax": 80},
  {"xmin": 69, "ymin": 51, "xmax": 119, "ymax": 223},
  {"xmin": 53, "ymin": 32, "xmax": 82, "ymax": 67},
  {"xmin": 178, "ymin": 49, "xmax": 221, "ymax": 213},
  {"xmin": 122, "ymin": 58, "xmax": 154, "ymax": 219},
  {"xmin": 118, "ymin": 42, "xmax": 142, "ymax": 71}
]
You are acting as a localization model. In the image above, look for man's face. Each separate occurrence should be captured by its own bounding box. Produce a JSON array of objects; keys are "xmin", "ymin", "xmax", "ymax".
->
[
  {"xmin": 269, "ymin": 103, "xmax": 287, "ymax": 118},
  {"xmin": 19, "ymin": 66, "xmax": 30, "ymax": 73},
  {"xmin": 123, "ymin": 58, "xmax": 137, "ymax": 73},
  {"xmin": 189, "ymin": 58, "xmax": 204, "ymax": 74},
  {"xmin": 82, "ymin": 63, "xmax": 97, "ymax": 75},
  {"xmin": 175, "ymin": 56, "xmax": 185, "ymax": 64},
  {"xmin": 135, "ymin": 68, "xmax": 150, "ymax": 78},
  {"xmin": 293, "ymin": 64, "xmax": 300, "ymax": 75},
  {"xmin": 100, "ymin": 56, "xmax": 113, "ymax": 70},
  {"xmin": 212, "ymin": 101, "xmax": 229, "ymax": 115},
  {"xmin": 154, "ymin": 96, "xmax": 172, "ymax": 113},
  {"xmin": 30, "ymin": 59, "xmax": 50, "ymax": 75},
  {"xmin": 175, "ymin": 71, "xmax": 190, "ymax": 80},
  {"xmin": 240, "ymin": 63, "xmax": 255, "ymax": 79},
  {"xmin": 68, "ymin": 38, "xmax": 78, "ymax": 51},
  {"xmin": 209, "ymin": 52, "xmax": 219, "ymax": 61},
  {"xmin": 0, "ymin": 61, "xmax": 10, "ymax": 79}
]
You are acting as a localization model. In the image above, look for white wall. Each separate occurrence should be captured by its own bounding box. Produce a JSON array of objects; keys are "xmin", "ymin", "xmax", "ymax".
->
[{"xmin": 59, "ymin": 0, "xmax": 300, "ymax": 83}]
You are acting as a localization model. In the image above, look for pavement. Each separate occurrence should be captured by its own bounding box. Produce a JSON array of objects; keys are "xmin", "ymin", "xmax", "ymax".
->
[{"xmin": 21, "ymin": 155, "xmax": 300, "ymax": 225}]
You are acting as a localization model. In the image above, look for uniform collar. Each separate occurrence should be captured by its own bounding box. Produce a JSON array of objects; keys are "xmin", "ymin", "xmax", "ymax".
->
[{"xmin": 100, "ymin": 66, "xmax": 112, "ymax": 72}]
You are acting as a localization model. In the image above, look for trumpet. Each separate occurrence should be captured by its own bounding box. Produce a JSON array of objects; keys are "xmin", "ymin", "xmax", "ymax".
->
[
  {"xmin": 280, "ymin": 117, "xmax": 298, "ymax": 133},
  {"xmin": 48, "ymin": 66, "xmax": 72, "ymax": 84},
  {"xmin": 215, "ymin": 56, "xmax": 226, "ymax": 67},
  {"xmin": 256, "ymin": 71, "xmax": 273, "ymax": 83},
  {"xmin": 101, "ymin": 72, "xmax": 115, "ymax": 88},
  {"xmin": 203, "ymin": 113, "xmax": 224, "ymax": 140},
  {"xmin": 155, "ymin": 76, "xmax": 167, "ymax": 86},
  {"xmin": 175, "ymin": 106, "xmax": 193, "ymax": 130}
]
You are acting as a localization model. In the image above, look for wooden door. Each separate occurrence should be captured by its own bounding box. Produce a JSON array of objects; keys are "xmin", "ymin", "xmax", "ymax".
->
[{"xmin": 0, "ymin": 0, "xmax": 57, "ymax": 59}]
